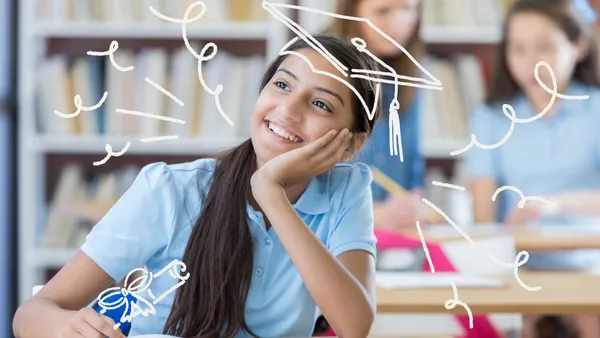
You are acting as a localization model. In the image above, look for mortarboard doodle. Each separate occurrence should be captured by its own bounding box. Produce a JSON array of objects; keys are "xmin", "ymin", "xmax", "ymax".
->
[{"xmin": 261, "ymin": 1, "xmax": 443, "ymax": 163}]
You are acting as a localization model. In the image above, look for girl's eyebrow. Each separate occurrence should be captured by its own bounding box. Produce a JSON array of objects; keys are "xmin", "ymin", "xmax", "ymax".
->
[{"xmin": 277, "ymin": 68, "xmax": 345, "ymax": 106}]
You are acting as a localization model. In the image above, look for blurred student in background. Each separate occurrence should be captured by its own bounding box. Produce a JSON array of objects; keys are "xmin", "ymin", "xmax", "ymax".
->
[
  {"xmin": 465, "ymin": 0, "xmax": 600, "ymax": 336},
  {"xmin": 326, "ymin": 0, "xmax": 426, "ymax": 232}
]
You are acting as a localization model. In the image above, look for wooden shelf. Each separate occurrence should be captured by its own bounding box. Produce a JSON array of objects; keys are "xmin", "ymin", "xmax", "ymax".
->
[
  {"xmin": 33, "ymin": 21, "xmax": 270, "ymax": 39},
  {"xmin": 27, "ymin": 135, "xmax": 247, "ymax": 155}
]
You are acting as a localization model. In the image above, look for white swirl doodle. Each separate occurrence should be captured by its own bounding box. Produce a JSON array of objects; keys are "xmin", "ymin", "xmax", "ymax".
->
[
  {"xmin": 145, "ymin": 77, "xmax": 184, "ymax": 107},
  {"xmin": 432, "ymin": 181, "xmax": 466, "ymax": 191},
  {"xmin": 451, "ymin": 61, "xmax": 589, "ymax": 156},
  {"xmin": 416, "ymin": 221, "xmax": 435, "ymax": 273},
  {"xmin": 140, "ymin": 135, "xmax": 179, "ymax": 143},
  {"xmin": 115, "ymin": 108, "xmax": 185, "ymax": 124},
  {"xmin": 421, "ymin": 197, "xmax": 542, "ymax": 292},
  {"xmin": 93, "ymin": 142, "xmax": 131, "ymax": 167},
  {"xmin": 445, "ymin": 282, "xmax": 474, "ymax": 329},
  {"xmin": 97, "ymin": 259, "xmax": 191, "ymax": 330},
  {"xmin": 149, "ymin": 1, "xmax": 234, "ymax": 127},
  {"xmin": 87, "ymin": 41, "xmax": 134, "ymax": 72},
  {"xmin": 492, "ymin": 185, "xmax": 558, "ymax": 211},
  {"xmin": 54, "ymin": 92, "xmax": 108, "ymax": 118}
]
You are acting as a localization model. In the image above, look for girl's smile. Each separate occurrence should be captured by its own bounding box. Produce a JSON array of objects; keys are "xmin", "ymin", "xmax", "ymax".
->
[{"xmin": 264, "ymin": 120, "xmax": 304, "ymax": 144}]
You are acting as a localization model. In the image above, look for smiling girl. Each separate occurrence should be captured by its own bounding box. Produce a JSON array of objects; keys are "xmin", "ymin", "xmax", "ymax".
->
[{"xmin": 13, "ymin": 35, "xmax": 382, "ymax": 338}]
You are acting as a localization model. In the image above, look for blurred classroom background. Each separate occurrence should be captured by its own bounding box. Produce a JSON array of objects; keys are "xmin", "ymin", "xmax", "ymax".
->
[{"xmin": 6, "ymin": 0, "xmax": 600, "ymax": 337}]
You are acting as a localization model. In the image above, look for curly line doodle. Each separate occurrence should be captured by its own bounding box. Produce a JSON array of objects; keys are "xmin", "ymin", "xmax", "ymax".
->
[
  {"xmin": 421, "ymin": 197, "xmax": 542, "ymax": 292},
  {"xmin": 53, "ymin": 91, "xmax": 108, "ymax": 118},
  {"xmin": 262, "ymin": 0, "xmax": 443, "ymax": 163},
  {"xmin": 415, "ymin": 221, "xmax": 435, "ymax": 273},
  {"xmin": 87, "ymin": 40, "xmax": 134, "ymax": 72},
  {"xmin": 115, "ymin": 108, "xmax": 186, "ymax": 124},
  {"xmin": 145, "ymin": 77, "xmax": 184, "ymax": 107},
  {"xmin": 492, "ymin": 185, "xmax": 558, "ymax": 211},
  {"xmin": 149, "ymin": 1, "xmax": 234, "ymax": 127},
  {"xmin": 432, "ymin": 181, "xmax": 466, "ymax": 191},
  {"xmin": 451, "ymin": 61, "xmax": 589, "ymax": 156},
  {"xmin": 93, "ymin": 142, "xmax": 131, "ymax": 167},
  {"xmin": 445, "ymin": 282, "xmax": 474, "ymax": 329},
  {"xmin": 96, "ymin": 259, "xmax": 191, "ymax": 330},
  {"xmin": 140, "ymin": 135, "xmax": 179, "ymax": 143}
]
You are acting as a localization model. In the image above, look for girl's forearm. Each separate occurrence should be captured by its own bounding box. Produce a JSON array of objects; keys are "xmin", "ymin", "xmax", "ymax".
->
[
  {"xmin": 548, "ymin": 191, "xmax": 600, "ymax": 215},
  {"xmin": 13, "ymin": 298, "xmax": 74, "ymax": 337},
  {"xmin": 259, "ymin": 187, "xmax": 374, "ymax": 338}
]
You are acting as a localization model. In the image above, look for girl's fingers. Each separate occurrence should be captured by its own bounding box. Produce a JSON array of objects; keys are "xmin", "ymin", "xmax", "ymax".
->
[
  {"xmin": 316, "ymin": 129, "xmax": 351, "ymax": 162},
  {"xmin": 308, "ymin": 129, "xmax": 338, "ymax": 153}
]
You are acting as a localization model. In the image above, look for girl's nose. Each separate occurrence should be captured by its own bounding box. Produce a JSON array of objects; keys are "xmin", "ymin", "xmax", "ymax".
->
[{"xmin": 277, "ymin": 102, "xmax": 303, "ymax": 122}]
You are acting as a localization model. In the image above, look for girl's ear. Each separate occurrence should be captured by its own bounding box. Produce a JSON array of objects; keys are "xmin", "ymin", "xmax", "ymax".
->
[
  {"xmin": 574, "ymin": 35, "xmax": 590, "ymax": 62},
  {"xmin": 341, "ymin": 132, "xmax": 368, "ymax": 162}
]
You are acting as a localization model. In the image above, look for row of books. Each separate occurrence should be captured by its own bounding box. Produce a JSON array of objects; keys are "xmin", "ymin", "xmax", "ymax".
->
[
  {"xmin": 36, "ymin": 0, "xmax": 268, "ymax": 23},
  {"xmin": 37, "ymin": 47, "xmax": 267, "ymax": 139},
  {"xmin": 41, "ymin": 164, "xmax": 141, "ymax": 248},
  {"xmin": 420, "ymin": 53, "xmax": 488, "ymax": 141},
  {"xmin": 422, "ymin": 0, "xmax": 516, "ymax": 27}
]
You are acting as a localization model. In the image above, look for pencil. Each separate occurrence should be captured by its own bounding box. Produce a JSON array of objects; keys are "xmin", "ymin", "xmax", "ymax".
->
[{"xmin": 369, "ymin": 165, "xmax": 441, "ymax": 223}]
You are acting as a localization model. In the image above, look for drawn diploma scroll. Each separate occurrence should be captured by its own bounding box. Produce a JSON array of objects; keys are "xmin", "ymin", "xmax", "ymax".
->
[
  {"xmin": 96, "ymin": 259, "xmax": 191, "ymax": 330},
  {"xmin": 261, "ymin": 1, "xmax": 443, "ymax": 162}
]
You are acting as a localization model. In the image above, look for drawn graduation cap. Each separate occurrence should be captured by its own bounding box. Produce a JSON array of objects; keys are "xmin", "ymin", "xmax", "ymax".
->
[{"xmin": 261, "ymin": 1, "xmax": 443, "ymax": 162}]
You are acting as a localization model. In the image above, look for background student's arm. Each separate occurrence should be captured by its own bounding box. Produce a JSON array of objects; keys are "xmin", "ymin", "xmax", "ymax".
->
[
  {"xmin": 464, "ymin": 106, "xmax": 501, "ymax": 224},
  {"xmin": 13, "ymin": 162, "xmax": 175, "ymax": 338}
]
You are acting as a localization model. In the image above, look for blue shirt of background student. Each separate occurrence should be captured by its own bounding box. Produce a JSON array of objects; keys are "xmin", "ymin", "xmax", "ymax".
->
[
  {"xmin": 80, "ymin": 158, "xmax": 377, "ymax": 337},
  {"xmin": 354, "ymin": 83, "xmax": 425, "ymax": 201},
  {"xmin": 465, "ymin": 80, "xmax": 600, "ymax": 269}
]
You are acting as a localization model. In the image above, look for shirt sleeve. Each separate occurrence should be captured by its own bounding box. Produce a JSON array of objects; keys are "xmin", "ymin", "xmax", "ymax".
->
[
  {"xmin": 464, "ymin": 104, "xmax": 502, "ymax": 180},
  {"xmin": 80, "ymin": 161, "xmax": 176, "ymax": 282},
  {"xmin": 328, "ymin": 163, "xmax": 377, "ymax": 258}
]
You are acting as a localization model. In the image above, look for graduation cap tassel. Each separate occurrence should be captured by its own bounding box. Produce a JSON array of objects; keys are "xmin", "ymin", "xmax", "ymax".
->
[{"xmin": 388, "ymin": 98, "xmax": 404, "ymax": 162}]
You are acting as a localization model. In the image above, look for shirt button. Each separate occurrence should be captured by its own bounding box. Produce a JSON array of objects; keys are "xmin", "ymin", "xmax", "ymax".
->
[
  {"xmin": 265, "ymin": 238, "xmax": 271, "ymax": 245},
  {"xmin": 255, "ymin": 268, "xmax": 263, "ymax": 276}
]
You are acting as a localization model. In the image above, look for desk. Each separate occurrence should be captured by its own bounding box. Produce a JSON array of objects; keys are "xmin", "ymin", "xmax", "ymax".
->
[
  {"xmin": 400, "ymin": 224, "xmax": 600, "ymax": 252},
  {"xmin": 376, "ymin": 272, "xmax": 600, "ymax": 314}
]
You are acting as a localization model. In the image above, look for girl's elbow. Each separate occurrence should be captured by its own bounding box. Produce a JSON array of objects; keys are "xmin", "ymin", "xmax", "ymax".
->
[{"xmin": 337, "ymin": 307, "xmax": 375, "ymax": 338}]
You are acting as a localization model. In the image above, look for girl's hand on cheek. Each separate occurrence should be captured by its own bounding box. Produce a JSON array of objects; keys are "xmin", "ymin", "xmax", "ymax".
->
[{"xmin": 251, "ymin": 128, "xmax": 352, "ymax": 194}]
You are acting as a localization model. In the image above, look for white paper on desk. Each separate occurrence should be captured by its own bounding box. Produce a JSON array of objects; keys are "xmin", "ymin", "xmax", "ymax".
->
[
  {"xmin": 425, "ymin": 223, "xmax": 504, "ymax": 239},
  {"xmin": 376, "ymin": 271, "xmax": 504, "ymax": 289},
  {"xmin": 534, "ymin": 225, "xmax": 600, "ymax": 237}
]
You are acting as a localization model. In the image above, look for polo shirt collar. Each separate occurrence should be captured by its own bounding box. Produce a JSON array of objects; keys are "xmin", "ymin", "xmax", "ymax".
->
[{"xmin": 293, "ymin": 172, "xmax": 330, "ymax": 215}]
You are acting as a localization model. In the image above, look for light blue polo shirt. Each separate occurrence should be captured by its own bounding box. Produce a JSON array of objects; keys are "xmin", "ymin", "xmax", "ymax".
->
[
  {"xmin": 80, "ymin": 157, "xmax": 377, "ymax": 337},
  {"xmin": 465, "ymin": 80, "xmax": 600, "ymax": 269}
]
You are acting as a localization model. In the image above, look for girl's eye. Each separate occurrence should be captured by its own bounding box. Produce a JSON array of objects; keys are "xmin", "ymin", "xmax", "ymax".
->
[
  {"xmin": 274, "ymin": 81, "xmax": 289, "ymax": 91},
  {"xmin": 313, "ymin": 100, "xmax": 332, "ymax": 112}
]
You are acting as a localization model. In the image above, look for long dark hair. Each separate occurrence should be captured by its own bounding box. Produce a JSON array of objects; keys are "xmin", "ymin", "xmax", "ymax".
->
[
  {"xmin": 325, "ymin": 0, "xmax": 425, "ymax": 115},
  {"xmin": 486, "ymin": 0, "xmax": 600, "ymax": 105},
  {"xmin": 162, "ymin": 34, "xmax": 382, "ymax": 338}
]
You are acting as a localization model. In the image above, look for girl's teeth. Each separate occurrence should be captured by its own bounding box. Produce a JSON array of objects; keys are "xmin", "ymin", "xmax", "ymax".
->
[{"xmin": 269, "ymin": 122, "xmax": 300, "ymax": 142}]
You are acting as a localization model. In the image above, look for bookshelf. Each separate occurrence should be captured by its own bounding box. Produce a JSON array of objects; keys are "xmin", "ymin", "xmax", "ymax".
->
[{"xmin": 17, "ymin": 0, "xmax": 295, "ymax": 304}]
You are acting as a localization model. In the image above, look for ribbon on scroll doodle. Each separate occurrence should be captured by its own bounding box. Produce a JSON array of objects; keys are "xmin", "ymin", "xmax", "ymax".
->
[{"xmin": 96, "ymin": 259, "xmax": 191, "ymax": 330}]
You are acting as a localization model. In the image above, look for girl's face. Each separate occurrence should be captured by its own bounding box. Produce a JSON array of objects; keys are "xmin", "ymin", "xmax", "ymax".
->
[
  {"xmin": 355, "ymin": 0, "xmax": 421, "ymax": 56},
  {"xmin": 251, "ymin": 48, "xmax": 358, "ymax": 167},
  {"xmin": 506, "ymin": 11, "xmax": 586, "ymax": 95}
]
